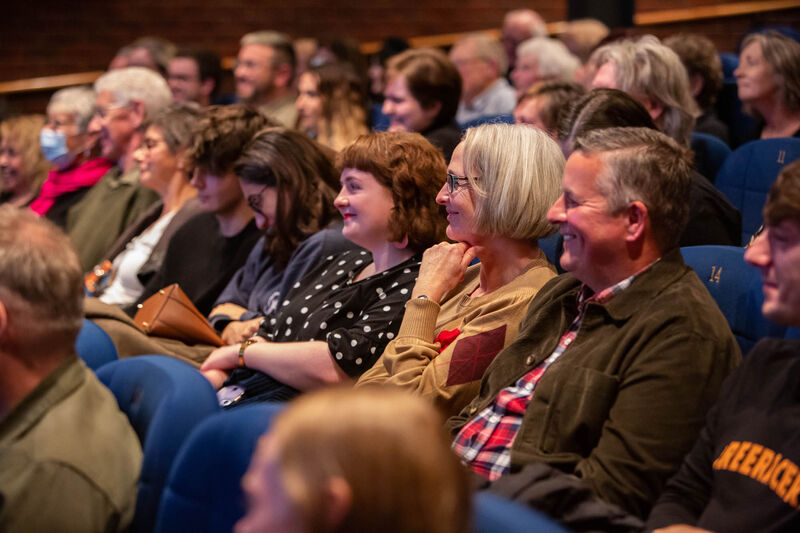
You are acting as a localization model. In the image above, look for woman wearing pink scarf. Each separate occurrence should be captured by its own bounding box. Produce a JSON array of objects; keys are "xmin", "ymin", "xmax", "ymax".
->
[{"xmin": 30, "ymin": 86, "xmax": 112, "ymax": 227}]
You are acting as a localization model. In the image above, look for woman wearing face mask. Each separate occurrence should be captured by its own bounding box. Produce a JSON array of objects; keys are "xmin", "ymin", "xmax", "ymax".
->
[
  {"xmin": 30, "ymin": 86, "xmax": 113, "ymax": 228},
  {"xmin": 0, "ymin": 115, "xmax": 50, "ymax": 208}
]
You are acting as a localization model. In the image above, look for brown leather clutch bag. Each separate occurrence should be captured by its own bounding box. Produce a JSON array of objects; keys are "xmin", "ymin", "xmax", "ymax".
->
[{"xmin": 134, "ymin": 284, "xmax": 223, "ymax": 347}]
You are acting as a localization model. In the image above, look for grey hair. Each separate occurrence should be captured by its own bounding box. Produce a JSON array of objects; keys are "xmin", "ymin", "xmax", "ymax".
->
[
  {"xmin": 574, "ymin": 127, "xmax": 692, "ymax": 251},
  {"xmin": 590, "ymin": 35, "xmax": 699, "ymax": 146},
  {"xmin": 148, "ymin": 102, "xmax": 203, "ymax": 153},
  {"xmin": 240, "ymin": 30, "xmax": 296, "ymax": 70},
  {"xmin": 94, "ymin": 66, "xmax": 172, "ymax": 125},
  {"xmin": 0, "ymin": 205, "xmax": 84, "ymax": 340},
  {"xmin": 461, "ymin": 123, "xmax": 564, "ymax": 240},
  {"xmin": 456, "ymin": 33, "xmax": 510, "ymax": 76},
  {"xmin": 47, "ymin": 86, "xmax": 96, "ymax": 132},
  {"xmin": 741, "ymin": 30, "xmax": 800, "ymax": 113},
  {"xmin": 516, "ymin": 37, "xmax": 581, "ymax": 81},
  {"xmin": 504, "ymin": 9, "xmax": 548, "ymax": 39}
]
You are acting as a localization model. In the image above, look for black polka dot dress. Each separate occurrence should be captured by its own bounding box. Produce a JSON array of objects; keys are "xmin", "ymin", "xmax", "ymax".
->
[{"xmin": 257, "ymin": 249, "xmax": 422, "ymax": 377}]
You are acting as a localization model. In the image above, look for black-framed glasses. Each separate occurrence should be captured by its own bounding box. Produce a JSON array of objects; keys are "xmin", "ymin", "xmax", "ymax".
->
[
  {"xmin": 446, "ymin": 171, "xmax": 477, "ymax": 194},
  {"xmin": 246, "ymin": 184, "xmax": 271, "ymax": 217}
]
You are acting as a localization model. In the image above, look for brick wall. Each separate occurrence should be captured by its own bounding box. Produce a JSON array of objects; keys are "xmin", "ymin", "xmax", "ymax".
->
[{"xmin": 1, "ymin": 1, "xmax": 798, "ymax": 115}]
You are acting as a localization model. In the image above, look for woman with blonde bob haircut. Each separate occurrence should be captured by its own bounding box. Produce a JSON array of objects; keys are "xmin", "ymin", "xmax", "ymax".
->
[
  {"xmin": 358, "ymin": 123, "xmax": 563, "ymax": 416},
  {"xmin": 0, "ymin": 115, "xmax": 50, "ymax": 207},
  {"xmin": 235, "ymin": 387, "xmax": 471, "ymax": 533}
]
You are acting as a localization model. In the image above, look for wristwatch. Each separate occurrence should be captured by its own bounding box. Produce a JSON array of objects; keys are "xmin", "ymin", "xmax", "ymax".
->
[{"xmin": 238, "ymin": 338, "xmax": 258, "ymax": 367}]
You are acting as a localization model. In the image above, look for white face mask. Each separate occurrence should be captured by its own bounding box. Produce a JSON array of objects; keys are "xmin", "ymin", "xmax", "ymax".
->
[{"xmin": 40, "ymin": 128, "xmax": 76, "ymax": 170}]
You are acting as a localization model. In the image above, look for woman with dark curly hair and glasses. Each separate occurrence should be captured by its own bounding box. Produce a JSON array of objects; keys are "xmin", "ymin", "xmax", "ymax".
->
[{"xmin": 202, "ymin": 131, "xmax": 447, "ymax": 406}]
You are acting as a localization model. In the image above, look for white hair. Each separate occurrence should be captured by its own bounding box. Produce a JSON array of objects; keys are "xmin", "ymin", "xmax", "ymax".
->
[
  {"xmin": 94, "ymin": 66, "xmax": 172, "ymax": 122},
  {"xmin": 517, "ymin": 37, "xmax": 581, "ymax": 81},
  {"xmin": 47, "ymin": 86, "xmax": 96, "ymax": 132}
]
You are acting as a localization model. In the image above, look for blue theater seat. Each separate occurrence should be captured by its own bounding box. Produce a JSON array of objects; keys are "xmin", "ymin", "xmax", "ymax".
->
[
  {"xmin": 154, "ymin": 403, "xmax": 283, "ymax": 533},
  {"xmin": 691, "ymin": 131, "xmax": 731, "ymax": 184},
  {"xmin": 460, "ymin": 113, "xmax": 515, "ymax": 131},
  {"xmin": 681, "ymin": 245, "xmax": 787, "ymax": 353},
  {"xmin": 715, "ymin": 138, "xmax": 800, "ymax": 244},
  {"xmin": 75, "ymin": 319, "xmax": 118, "ymax": 370},
  {"xmin": 474, "ymin": 492, "xmax": 568, "ymax": 532},
  {"xmin": 97, "ymin": 355, "xmax": 220, "ymax": 533}
]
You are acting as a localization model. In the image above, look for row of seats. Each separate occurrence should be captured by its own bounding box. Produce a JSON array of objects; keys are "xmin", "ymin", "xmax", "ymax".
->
[
  {"xmin": 75, "ymin": 354, "xmax": 565, "ymax": 532},
  {"xmin": 74, "ymin": 243, "xmax": 796, "ymax": 530}
]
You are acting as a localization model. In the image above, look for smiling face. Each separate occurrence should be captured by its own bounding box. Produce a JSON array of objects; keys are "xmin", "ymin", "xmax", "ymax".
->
[
  {"xmin": 436, "ymin": 143, "xmax": 479, "ymax": 245},
  {"xmin": 0, "ymin": 139, "xmax": 25, "ymax": 193},
  {"xmin": 735, "ymin": 41, "xmax": 780, "ymax": 107},
  {"xmin": 334, "ymin": 168, "xmax": 395, "ymax": 250},
  {"xmin": 135, "ymin": 125, "xmax": 179, "ymax": 194},
  {"xmin": 382, "ymin": 75, "xmax": 439, "ymax": 133},
  {"xmin": 235, "ymin": 44, "xmax": 277, "ymax": 103},
  {"xmin": 295, "ymin": 72, "xmax": 322, "ymax": 135},
  {"xmin": 546, "ymin": 151, "xmax": 629, "ymax": 292},
  {"xmin": 745, "ymin": 221, "xmax": 800, "ymax": 326},
  {"xmin": 89, "ymin": 90, "xmax": 136, "ymax": 162}
]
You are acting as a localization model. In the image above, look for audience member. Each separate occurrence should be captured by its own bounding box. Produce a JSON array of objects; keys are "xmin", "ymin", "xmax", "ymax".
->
[
  {"xmin": 591, "ymin": 35, "xmax": 700, "ymax": 147},
  {"xmin": 665, "ymin": 33, "xmax": 730, "ymax": 144},
  {"xmin": 66, "ymin": 66, "xmax": 171, "ymax": 271},
  {"xmin": 501, "ymin": 8, "xmax": 548, "ymax": 71},
  {"xmin": 210, "ymin": 128, "xmax": 356, "ymax": 345},
  {"xmin": 368, "ymin": 37, "xmax": 410, "ymax": 103},
  {"xmin": 126, "ymin": 105, "xmax": 266, "ymax": 315},
  {"xmin": 32, "ymin": 86, "xmax": 111, "ymax": 228},
  {"xmin": 235, "ymin": 31, "xmax": 298, "ymax": 127},
  {"xmin": 200, "ymin": 131, "xmax": 447, "ymax": 404},
  {"xmin": 560, "ymin": 88, "xmax": 741, "ymax": 247},
  {"xmin": 0, "ymin": 206, "xmax": 141, "ymax": 532},
  {"xmin": 292, "ymin": 37, "xmax": 318, "ymax": 90},
  {"xmin": 383, "ymin": 48, "xmax": 462, "ymax": 161},
  {"xmin": 309, "ymin": 36, "xmax": 369, "ymax": 88},
  {"xmin": 87, "ymin": 103, "xmax": 203, "ymax": 308},
  {"xmin": 167, "ymin": 47, "xmax": 222, "ymax": 107},
  {"xmin": 647, "ymin": 159, "xmax": 800, "ymax": 532},
  {"xmin": 109, "ymin": 37, "xmax": 176, "ymax": 77},
  {"xmin": 295, "ymin": 62, "xmax": 369, "ymax": 151},
  {"xmin": 511, "ymin": 37, "xmax": 581, "ymax": 98},
  {"xmin": 357, "ymin": 124, "xmax": 561, "ymax": 416},
  {"xmin": 235, "ymin": 387, "xmax": 471, "ymax": 533},
  {"xmin": 85, "ymin": 125, "xmax": 354, "ymax": 366},
  {"xmin": 735, "ymin": 30, "xmax": 800, "ymax": 140},
  {"xmin": 450, "ymin": 33, "xmax": 516, "ymax": 123},
  {"xmin": 558, "ymin": 19, "xmax": 610, "ymax": 65},
  {"xmin": 0, "ymin": 115, "xmax": 49, "ymax": 207},
  {"xmin": 515, "ymin": 80, "xmax": 585, "ymax": 138},
  {"xmin": 448, "ymin": 127, "xmax": 740, "ymax": 519}
]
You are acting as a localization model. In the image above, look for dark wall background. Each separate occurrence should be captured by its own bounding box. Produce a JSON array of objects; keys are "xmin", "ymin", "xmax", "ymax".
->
[{"xmin": 4, "ymin": 0, "xmax": 798, "ymax": 82}]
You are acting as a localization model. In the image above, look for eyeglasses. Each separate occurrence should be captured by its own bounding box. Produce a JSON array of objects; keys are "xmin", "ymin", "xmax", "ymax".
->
[
  {"xmin": 746, "ymin": 224, "xmax": 766, "ymax": 248},
  {"xmin": 246, "ymin": 184, "xmax": 271, "ymax": 217},
  {"xmin": 446, "ymin": 171, "xmax": 477, "ymax": 194}
]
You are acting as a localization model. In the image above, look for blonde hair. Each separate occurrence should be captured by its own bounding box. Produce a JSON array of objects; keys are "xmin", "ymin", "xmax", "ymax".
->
[
  {"xmin": 461, "ymin": 123, "xmax": 564, "ymax": 240},
  {"xmin": 0, "ymin": 115, "xmax": 50, "ymax": 194},
  {"xmin": 306, "ymin": 64, "xmax": 369, "ymax": 152},
  {"xmin": 591, "ymin": 35, "xmax": 699, "ymax": 146},
  {"xmin": 266, "ymin": 387, "xmax": 471, "ymax": 533}
]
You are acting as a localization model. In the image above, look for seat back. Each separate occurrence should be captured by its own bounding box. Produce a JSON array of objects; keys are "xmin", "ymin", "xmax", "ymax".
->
[
  {"xmin": 691, "ymin": 131, "xmax": 731, "ymax": 184},
  {"xmin": 681, "ymin": 245, "xmax": 787, "ymax": 353},
  {"xmin": 474, "ymin": 492, "xmax": 568, "ymax": 533},
  {"xmin": 75, "ymin": 319, "xmax": 118, "ymax": 370},
  {"xmin": 460, "ymin": 113, "xmax": 515, "ymax": 131},
  {"xmin": 715, "ymin": 138, "xmax": 800, "ymax": 244},
  {"xmin": 97, "ymin": 355, "xmax": 220, "ymax": 533},
  {"xmin": 155, "ymin": 404, "xmax": 284, "ymax": 533},
  {"xmin": 538, "ymin": 233, "xmax": 564, "ymax": 274}
]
